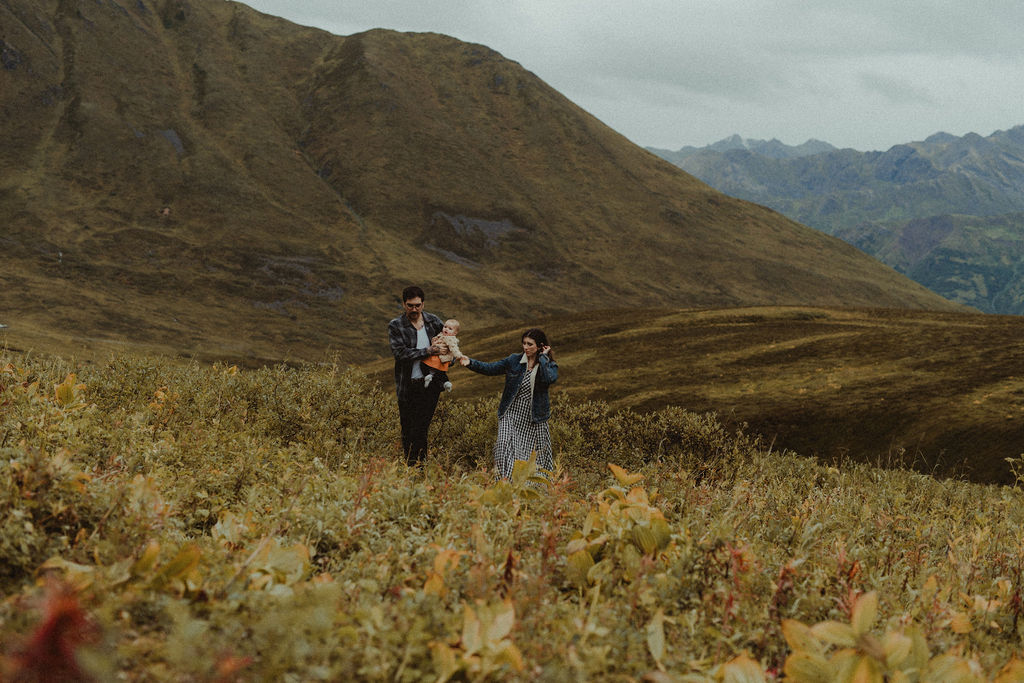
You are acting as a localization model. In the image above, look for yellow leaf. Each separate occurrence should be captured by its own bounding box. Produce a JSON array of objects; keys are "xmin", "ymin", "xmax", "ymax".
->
[
  {"xmin": 461, "ymin": 603, "xmax": 483, "ymax": 657},
  {"xmin": 811, "ymin": 621, "xmax": 857, "ymax": 648},
  {"xmin": 478, "ymin": 483, "xmax": 512, "ymax": 506},
  {"xmin": 995, "ymin": 657, "xmax": 1024, "ymax": 683},
  {"xmin": 903, "ymin": 624, "xmax": 931, "ymax": 670},
  {"xmin": 949, "ymin": 612, "xmax": 973, "ymax": 634},
  {"xmin": 969, "ymin": 593, "xmax": 1001, "ymax": 615},
  {"xmin": 152, "ymin": 543, "xmax": 201, "ymax": 586},
  {"xmin": 719, "ymin": 654, "xmax": 766, "ymax": 683},
  {"xmin": 783, "ymin": 652, "xmax": 831, "ymax": 683},
  {"xmin": 882, "ymin": 631, "xmax": 913, "ymax": 669},
  {"xmin": 565, "ymin": 550, "xmax": 594, "ymax": 589},
  {"xmin": 844, "ymin": 654, "xmax": 883, "ymax": 683},
  {"xmin": 53, "ymin": 373, "xmax": 84, "ymax": 406},
  {"xmin": 781, "ymin": 619, "xmax": 825, "ymax": 657},
  {"xmin": 132, "ymin": 540, "xmax": 161, "ymax": 575},
  {"xmin": 565, "ymin": 537, "xmax": 588, "ymax": 555},
  {"xmin": 850, "ymin": 591, "xmax": 878, "ymax": 635},
  {"xmin": 249, "ymin": 574, "xmax": 272, "ymax": 591},
  {"xmin": 429, "ymin": 642, "xmax": 461, "ymax": 683},
  {"xmin": 490, "ymin": 640, "xmax": 525, "ymax": 672},
  {"xmin": 39, "ymin": 556, "xmax": 95, "ymax": 590},
  {"xmin": 647, "ymin": 609, "xmax": 666, "ymax": 668},
  {"xmin": 607, "ymin": 463, "xmax": 644, "ymax": 487},
  {"xmin": 483, "ymin": 600, "xmax": 516, "ymax": 643},
  {"xmin": 433, "ymin": 548, "xmax": 466, "ymax": 575},
  {"xmin": 511, "ymin": 451, "xmax": 538, "ymax": 488},
  {"xmin": 650, "ymin": 517, "xmax": 672, "ymax": 550},
  {"xmin": 602, "ymin": 487, "xmax": 626, "ymax": 501},
  {"xmin": 581, "ymin": 510, "xmax": 599, "ymax": 538},
  {"xmin": 55, "ymin": 383, "xmax": 74, "ymax": 406},
  {"xmin": 257, "ymin": 541, "xmax": 310, "ymax": 586},
  {"xmin": 626, "ymin": 505, "xmax": 652, "ymax": 524},
  {"xmin": 924, "ymin": 653, "xmax": 985, "ymax": 682},
  {"xmin": 626, "ymin": 486, "xmax": 651, "ymax": 505},
  {"xmin": 424, "ymin": 572, "xmax": 446, "ymax": 596},
  {"xmin": 632, "ymin": 524, "xmax": 659, "ymax": 555}
]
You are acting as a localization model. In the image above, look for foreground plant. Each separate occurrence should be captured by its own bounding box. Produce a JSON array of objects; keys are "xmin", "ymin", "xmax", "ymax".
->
[{"xmin": 782, "ymin": 591, "xmax": 1024, "ymax": 682}]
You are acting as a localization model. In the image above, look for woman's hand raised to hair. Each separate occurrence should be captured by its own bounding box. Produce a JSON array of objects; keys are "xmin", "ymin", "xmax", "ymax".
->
[{"xmin": 540, "ymin": 346, "xmax": 551, "ymax": 356}]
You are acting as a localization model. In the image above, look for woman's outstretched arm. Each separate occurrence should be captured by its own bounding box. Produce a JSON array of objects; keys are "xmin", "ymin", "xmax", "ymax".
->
[{"xmin": 462, "ymin": 355, "xmax": 512, "ymax": 376}]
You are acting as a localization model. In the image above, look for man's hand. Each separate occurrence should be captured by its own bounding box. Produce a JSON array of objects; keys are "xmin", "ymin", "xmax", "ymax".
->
[{"xmin": 427, "ymin": 344, "xmax": 442, "ymax": 355}]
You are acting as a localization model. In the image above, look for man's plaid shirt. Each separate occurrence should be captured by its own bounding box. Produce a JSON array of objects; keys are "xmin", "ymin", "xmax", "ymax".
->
[{"xmin": 388, "ymin": 311, "xmax": 444, "ymax": 399}]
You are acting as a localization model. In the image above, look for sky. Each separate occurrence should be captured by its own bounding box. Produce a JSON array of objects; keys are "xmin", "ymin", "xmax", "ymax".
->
[{"xmin": 242, "ymin": 0, "xmax": 1024, "ymax": 152}]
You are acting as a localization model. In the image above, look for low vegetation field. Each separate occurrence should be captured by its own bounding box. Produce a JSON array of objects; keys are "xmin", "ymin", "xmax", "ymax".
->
[
  {"xmin": 429, "ymin": 306, "xmax": 1024, "ymax": 484},
  {"xmin": 3, "ymin": 349, "xmax": 1024, "ymax": 680}
]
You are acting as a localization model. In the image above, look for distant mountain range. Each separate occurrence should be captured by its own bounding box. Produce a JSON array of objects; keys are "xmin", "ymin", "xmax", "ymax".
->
[
  {"xmin": 649, "ymin": 127, "xmax": 1024, "ymax": 314},
  {"xmin": 653, "ymin": 134, "xmax": 838, "ymax": 163},
  {"xmin": 0, "ymin": 0, "xmax": 956, "ymax": 362}
]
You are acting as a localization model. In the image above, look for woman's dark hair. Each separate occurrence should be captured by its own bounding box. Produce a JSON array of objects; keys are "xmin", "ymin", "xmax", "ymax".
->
[{"xmin": 522, "ymin": 328, "xmax": 554, "ymax": 361}]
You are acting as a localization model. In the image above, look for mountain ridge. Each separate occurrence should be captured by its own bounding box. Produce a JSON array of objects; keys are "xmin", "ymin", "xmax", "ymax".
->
[
  {"xmin": 649, "ymin": 126, "xmax": 1024, "ymax": 314},
  {"xmin": 649, "ymin": 135, "xmax": 838, "ymax": 164},
  {"xmin": 1, "ymin": 0, "xmax": 959, "ymax": 364}
]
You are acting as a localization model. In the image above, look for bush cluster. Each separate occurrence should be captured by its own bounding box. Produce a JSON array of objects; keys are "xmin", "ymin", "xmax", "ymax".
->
[{"xmin": 2, "ymin": 350, "xmax": 1023, "ymax": 680}]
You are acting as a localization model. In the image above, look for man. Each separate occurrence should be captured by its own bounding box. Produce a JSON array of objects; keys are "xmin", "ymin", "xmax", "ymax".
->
[{"xmin": 388, "ymin": 285, "xmax": 445, "ymax": 464}]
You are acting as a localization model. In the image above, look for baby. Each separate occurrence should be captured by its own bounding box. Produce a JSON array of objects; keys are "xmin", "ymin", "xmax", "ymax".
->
[{"xmin": 422, "ymin": 318, "xmax": 463, "ymax": 391}]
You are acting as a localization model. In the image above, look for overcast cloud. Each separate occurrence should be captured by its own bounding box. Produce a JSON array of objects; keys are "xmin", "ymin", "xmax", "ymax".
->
[{"xmin": 242, "ymin": 0, "xmax": 1024, "ymax": 151}]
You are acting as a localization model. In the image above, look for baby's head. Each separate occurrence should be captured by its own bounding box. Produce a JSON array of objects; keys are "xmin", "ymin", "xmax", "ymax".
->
[{"xmin": 443, "ymin": 319, "xmax": 461, "ymax": 336}]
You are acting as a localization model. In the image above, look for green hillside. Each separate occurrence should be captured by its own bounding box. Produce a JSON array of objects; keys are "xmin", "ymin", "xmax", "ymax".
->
[{"xmin": 836, "ymin": 213, "xmax": 1024, "ymax": 315}]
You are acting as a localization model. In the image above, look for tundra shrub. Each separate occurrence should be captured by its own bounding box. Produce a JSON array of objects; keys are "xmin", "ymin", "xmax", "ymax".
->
[{"xmin": 3, "ymin": 350, "xmax": 1024, "ymax": 680}]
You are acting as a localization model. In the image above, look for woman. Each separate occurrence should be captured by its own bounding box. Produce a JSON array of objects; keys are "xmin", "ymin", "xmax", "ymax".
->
[{"xmin": 459, "ymin": 328, "xmax": 558, "ymax": 480}]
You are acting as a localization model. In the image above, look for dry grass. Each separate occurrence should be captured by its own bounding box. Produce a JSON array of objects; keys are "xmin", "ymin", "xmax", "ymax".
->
[{"xmin": 401, "ymin": 305, "xmax": 1024, "ymax": 484}]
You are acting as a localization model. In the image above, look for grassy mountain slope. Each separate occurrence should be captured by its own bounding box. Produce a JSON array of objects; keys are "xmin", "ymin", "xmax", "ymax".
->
[
  {"xmin": 417, "ymin": 306, "xmax": 1024, "ymax": 484},
  {"xmin": 836, "ymin": 213, "xmax": 1024, "ymax": 314},
  {"xmin": 651, "ymin": 128, "xmax": 1024, "ymax": 313},
  {"xmin": 1, "ymin": 0, "xmax": 958, "ymax": 364}
]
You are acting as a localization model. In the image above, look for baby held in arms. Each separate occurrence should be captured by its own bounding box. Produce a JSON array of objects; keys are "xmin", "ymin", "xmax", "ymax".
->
[{"xmin": 422, "ymin": 318, "xmax": 464, "ymax": 391}]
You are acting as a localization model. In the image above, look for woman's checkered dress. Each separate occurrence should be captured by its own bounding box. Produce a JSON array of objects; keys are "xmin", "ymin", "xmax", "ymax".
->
[{"xmin": 494, "ymin": 369, "xmax": 554, "ymax": 480}]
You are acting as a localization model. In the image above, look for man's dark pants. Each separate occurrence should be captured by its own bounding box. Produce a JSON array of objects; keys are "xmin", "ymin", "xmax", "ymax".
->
[{"xmin": 398, "ymin": 379, "xmax": 441, "ymax": 465}]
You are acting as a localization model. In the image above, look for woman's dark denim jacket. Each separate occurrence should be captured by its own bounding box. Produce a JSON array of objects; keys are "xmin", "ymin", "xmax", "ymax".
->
[{"xmin": 466, "ymin": 353, "xmax": 558, "ymax": 423}]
